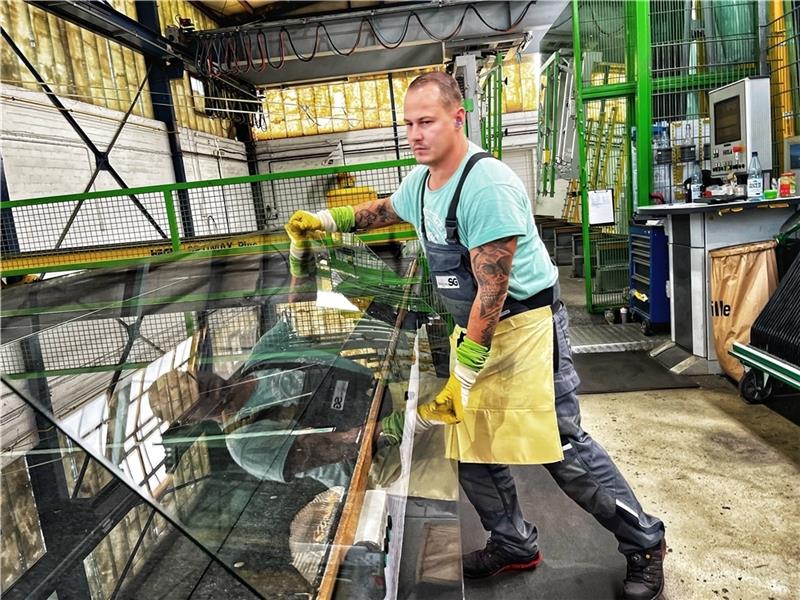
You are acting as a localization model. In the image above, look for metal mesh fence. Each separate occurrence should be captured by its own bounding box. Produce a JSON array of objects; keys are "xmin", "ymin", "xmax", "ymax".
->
[
  {"xmin": 584, "ymin": 95, "xmax": 631, "ymax": 309},
  {"xmin": 1, "ymin": 159, "xmax": 417, "ymax": 276},
  {"xmin": 4, "ymin": 191, "xmax": 171, "ymax": 254},
  {"xmin": 650, "ymin": 0, "xmax": 758, "ymax": 203},
  {"xmin": 575, "ymin": 0, "xmax": 631, "ymax": 87}
]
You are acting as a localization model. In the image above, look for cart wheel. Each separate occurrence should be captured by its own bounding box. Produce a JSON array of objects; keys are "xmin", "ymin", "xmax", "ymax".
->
[
  {"xmin": 641, "ymin": 319, "xmax": 653, "ymax": 336},
  {"xmin": 739, "ymin": 369, "xmax": 773, "ymax": 404}
]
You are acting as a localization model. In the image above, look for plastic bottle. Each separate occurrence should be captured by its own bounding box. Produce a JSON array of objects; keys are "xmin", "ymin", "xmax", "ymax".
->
[
  {"xmin": 690, "ymin": 161, "xmax": 703, "ymax": 202},
  {"xmin": 747, "ymin": 152, "xmax": 763, "ymax": 200}
]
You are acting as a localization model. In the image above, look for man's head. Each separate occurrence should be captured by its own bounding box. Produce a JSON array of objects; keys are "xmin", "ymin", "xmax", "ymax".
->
[{"xmin": 404, "ymin": 72, "xmax": 467, "ymax": 167}]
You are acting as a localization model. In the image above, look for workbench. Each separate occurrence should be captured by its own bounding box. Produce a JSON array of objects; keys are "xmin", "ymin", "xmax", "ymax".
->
[{"xmin": 636, "ymin": 196, "xmax": 800, "ymax": 373}]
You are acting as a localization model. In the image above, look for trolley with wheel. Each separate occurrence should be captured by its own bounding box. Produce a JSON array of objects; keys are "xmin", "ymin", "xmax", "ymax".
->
[
  {"xmin": 730, "ymin": 343, "xmax": 800, "ymax": 404},
  {"xmin": 729, "ymin": 247, "xmax": 800, "ymax": 404}
]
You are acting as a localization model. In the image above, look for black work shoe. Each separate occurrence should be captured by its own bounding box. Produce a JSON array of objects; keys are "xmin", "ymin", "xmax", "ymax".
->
[
  {"xmin": 462, "ymin": 539, "xmax": 542, "ymax": 579},
  {"xmin": 623, "ymin": 539, "xmax": 666, "ymax": 600}
]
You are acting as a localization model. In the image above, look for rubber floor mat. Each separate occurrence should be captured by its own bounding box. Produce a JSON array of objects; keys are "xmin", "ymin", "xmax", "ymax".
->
[{"xmin": 575, "ymin": 351, "xmax": 698, "ymax": 394}]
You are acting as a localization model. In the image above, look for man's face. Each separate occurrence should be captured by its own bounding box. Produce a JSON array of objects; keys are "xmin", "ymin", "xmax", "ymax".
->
[{"xmin": 404, "ymin": 84, "xmax": 464, "ymax": 166}]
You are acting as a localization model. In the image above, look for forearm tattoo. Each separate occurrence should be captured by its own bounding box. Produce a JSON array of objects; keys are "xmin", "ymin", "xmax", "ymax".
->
[
  {"xmin": 354, "ymin": 198, "xmax": 401, "ymax": 230},
  {"xmin": 468, "ymin": 236, "xmax": 516, "ymax": 346}
]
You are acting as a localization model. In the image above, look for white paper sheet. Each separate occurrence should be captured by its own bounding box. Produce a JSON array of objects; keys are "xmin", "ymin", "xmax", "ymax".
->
[{"xmin": 588, "ymin": 189, "xmax": 615, "ymax": 225}]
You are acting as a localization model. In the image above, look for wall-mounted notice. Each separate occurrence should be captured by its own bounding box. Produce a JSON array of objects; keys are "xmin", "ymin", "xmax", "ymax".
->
[{"xmin": 588, "ymin": 189, "xmax": 615, "ymax": 225}]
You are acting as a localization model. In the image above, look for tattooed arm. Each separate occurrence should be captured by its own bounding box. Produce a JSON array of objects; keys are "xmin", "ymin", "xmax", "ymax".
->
[
  {"xmin": 353, "ymin": 198, "xmax": 403, "ymax": 230},
  {"xmin": 466, "ymin": 236, "xmax": 517, "ymax": 347}
]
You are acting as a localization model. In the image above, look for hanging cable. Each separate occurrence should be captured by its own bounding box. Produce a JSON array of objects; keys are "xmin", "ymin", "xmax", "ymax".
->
[{"xmin": 195, "ymin": 2, "xmax": 536, "ymax": 74}]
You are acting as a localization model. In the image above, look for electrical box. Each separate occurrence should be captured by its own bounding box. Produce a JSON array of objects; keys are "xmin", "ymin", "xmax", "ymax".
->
[{"xmin": 709, "ymin": 77, "xmax": 772, "ymax": 177}]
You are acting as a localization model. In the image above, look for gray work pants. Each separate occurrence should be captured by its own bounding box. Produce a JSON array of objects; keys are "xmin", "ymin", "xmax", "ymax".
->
[{"xmin": 459, "ymin": 304, "xmax": 664, "ymax": 557}]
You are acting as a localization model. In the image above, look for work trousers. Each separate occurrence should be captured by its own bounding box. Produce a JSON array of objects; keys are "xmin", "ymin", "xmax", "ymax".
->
[{"xmin": 459, "ymin": 304, "xmax": 665, "ymax": 556}]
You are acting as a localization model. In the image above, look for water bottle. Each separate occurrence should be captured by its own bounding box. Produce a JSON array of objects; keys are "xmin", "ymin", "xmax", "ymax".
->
[
  {"xmin": 747, "ymin": 152, "xmax": 763, "ymax": 200},
  {"xmin": 690, "ymin": 161, "xmax": 703, "ymax": 202}
]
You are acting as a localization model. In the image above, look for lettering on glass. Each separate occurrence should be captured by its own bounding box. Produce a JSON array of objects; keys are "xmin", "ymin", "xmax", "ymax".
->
[{"xmin": 331, "ymin": 380, "xmax": 349, "ymax": 411}]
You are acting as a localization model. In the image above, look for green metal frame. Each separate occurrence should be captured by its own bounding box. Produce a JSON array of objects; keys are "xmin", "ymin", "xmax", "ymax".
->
[
  {"xmin": 0, "ymin": 158, "xmax": 418, "ymax": 277},
  {"xmin": 480, "ymin": 54, "xmax": 504, "ymax": 158},
  {"xmin": 538, "ymin": 50, "xmax": 562, "ymax": 197},
  {"xmin": 730, "ymin": 341, "xmax": 800, "ymax": 392}
]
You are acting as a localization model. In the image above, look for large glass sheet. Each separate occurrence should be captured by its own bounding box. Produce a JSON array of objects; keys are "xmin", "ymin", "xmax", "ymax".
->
[{"xmin": 1, "ymin": 236, "xmax": 461, "ymax": 599}]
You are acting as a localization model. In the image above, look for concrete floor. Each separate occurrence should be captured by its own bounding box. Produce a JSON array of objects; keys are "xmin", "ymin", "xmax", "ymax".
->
[
  {"xmin": 458, "ymin": 268, "xmax": 800, "ymax": 600},
  {"xmin": 580, "ymin": 380, "xmax": 798, "ymax": 599}
]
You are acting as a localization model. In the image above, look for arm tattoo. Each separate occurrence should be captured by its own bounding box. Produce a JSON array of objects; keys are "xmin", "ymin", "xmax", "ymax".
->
[
  {"xmin": 354, "ymin": 198, "xmax": 402, "ymax": 230},
  {"xmin": 468, "ymin": 236, "xmax": 516, "ymax": 346}
]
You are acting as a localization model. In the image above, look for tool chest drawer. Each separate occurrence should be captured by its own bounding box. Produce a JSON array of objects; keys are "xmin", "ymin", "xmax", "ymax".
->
[{"xmin": 629, "ymin": 223, "xmax": 670, "ymax": 334}]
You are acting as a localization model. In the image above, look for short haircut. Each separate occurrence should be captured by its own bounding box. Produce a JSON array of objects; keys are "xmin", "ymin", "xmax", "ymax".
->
[{"xmin": 408, "ymin": 72, "xmax": 463, "ymax": 109}]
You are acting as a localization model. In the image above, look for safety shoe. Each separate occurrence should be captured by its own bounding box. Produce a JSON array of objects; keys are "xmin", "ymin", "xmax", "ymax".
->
[
  {"xmin": 623, "ymin": 538, "xmax": 666, "ymax": 600},
  {"xmin": 462, "ymin": 539, "xmax": 542, "ymax": 579}
]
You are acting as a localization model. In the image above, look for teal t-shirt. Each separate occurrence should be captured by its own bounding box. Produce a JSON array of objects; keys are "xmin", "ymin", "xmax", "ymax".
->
[{"xmin": 390, "ymin": 142, "xmax": 557, "ymax": 300}]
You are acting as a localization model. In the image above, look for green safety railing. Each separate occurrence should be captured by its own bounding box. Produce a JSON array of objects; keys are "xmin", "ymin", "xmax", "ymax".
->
[{"xmin": 0, "ymin": 158, "xmax": 418, "ymax": 277}]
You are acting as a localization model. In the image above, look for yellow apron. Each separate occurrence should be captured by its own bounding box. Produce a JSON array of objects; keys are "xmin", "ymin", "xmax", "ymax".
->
[{"xmin": 445, "ymin": 305, "xmax": 563, "ymax": 464}]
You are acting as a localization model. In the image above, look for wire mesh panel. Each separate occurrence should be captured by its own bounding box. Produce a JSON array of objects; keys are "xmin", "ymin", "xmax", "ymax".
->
[
  {"xmin": 583, "ymin": 96, "xmax": 631, "ymax": 309},
  {"xmin": 650, "ymin": 0, "xmax": 759, "ymax": 203},
  {"xmin": 1, "ymin": 159, "xmax": 419, "ymax": 276},
  {"xmin": 267, "ymin": 165, "xmax": 415, "ymax": 226},
  {"xmin": 575, "ymin": 0, "xmax": 632, "ymax": 88},
  {"xmin": 184, "ymin": 183, "xmax": 262, "ymax": 237},
  {"xmin": 5, "ymin": 190, "xmax": 171, "ymax": 254}
]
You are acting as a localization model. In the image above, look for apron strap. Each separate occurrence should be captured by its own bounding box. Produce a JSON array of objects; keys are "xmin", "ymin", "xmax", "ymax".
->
[
  {"xmin": 418, "ymin": 151, "xmax": 493, "ymax": 244},
  {"xmin": 445, "ymin": 152, "xmax": 493, "ymax": 244}
]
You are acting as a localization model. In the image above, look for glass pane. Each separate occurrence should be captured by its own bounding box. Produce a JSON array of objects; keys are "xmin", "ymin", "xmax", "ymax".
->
[{"xmin": 1, "ymin": 236, "xmax": 461, "ymax": 598}]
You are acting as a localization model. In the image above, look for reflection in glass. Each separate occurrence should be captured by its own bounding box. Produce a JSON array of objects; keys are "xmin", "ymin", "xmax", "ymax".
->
[{"xmin": 1, "ymin": 237, "xmax": 461, "ymax": 599}]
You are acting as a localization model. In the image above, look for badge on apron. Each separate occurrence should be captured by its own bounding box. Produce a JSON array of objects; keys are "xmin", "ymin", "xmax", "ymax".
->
[{"xmin": 436, "ymin": 275, "xmax": 460, "ymax": 289}]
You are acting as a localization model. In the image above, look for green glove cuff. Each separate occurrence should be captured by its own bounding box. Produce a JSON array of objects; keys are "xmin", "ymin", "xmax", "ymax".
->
[
  {"xmin": 329, "ymin": 206, "xmax": 355, "ymax": 233},
  {"xmin": 288, "ymin": 252, "xmax": 315, "ymax": 277},
  {"xmin": 380, "ymin": 410, "xmax": 404, "ymax": 445},
  {"xmin": 456, "ymin": 336, "xmax": 490, "ymax": 372}
]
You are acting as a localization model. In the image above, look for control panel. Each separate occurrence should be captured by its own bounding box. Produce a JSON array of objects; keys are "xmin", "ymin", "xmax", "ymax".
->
[{"xmin": 709, "ymin": 77, "xmax": 772, "ymax": 177}]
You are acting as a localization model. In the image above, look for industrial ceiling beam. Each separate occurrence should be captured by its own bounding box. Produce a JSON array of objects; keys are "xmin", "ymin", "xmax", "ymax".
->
[{"xmin": 26, "ymin": 0, "xmax": 181, "ymax": 59}]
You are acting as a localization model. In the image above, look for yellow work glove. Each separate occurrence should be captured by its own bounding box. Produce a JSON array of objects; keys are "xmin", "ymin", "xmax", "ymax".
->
[
  {"xmin": 417, "ymin": 363, "xmax": 477, "ymax": 425},
  {"xmin": 285, "ymin": 210, "xmax": 324, "ymax": 246},
  {"xmin": 285, "ymin": 207, "xmax": 356, "ymax": 245}
]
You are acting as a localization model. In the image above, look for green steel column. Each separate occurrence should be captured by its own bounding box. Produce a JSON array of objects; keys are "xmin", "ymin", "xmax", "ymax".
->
[
  {"xmin": 634, "ymin": 0, "xmax": 653, "ymax": 209},
  {"xmin": 163, "ymin": 190, "xmax": 181, "ymax": 253},
  {"xmin": 548, "ymin": 56, "xmax": 560, "ymax": 191},
  {"xmin": 572, "ymin": 0, "xmax": 594, "ymax": 309}
]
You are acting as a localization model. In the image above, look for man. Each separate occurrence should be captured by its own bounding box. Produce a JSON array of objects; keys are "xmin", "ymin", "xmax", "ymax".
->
[{"xmin": 285, "ymin": 72, "xmax": 665, "ymax": 600}]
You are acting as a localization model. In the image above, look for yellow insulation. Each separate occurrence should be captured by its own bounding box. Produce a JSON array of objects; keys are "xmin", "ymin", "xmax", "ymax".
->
[{"xmin": 0, "ymin": 0, "xmax": 239, "ymax": 135}]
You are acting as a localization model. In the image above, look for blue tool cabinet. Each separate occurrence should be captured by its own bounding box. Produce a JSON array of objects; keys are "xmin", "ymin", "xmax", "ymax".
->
[{"xmin": 629, "ymin": 223, "xmax": 670, "ymax": 335}]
